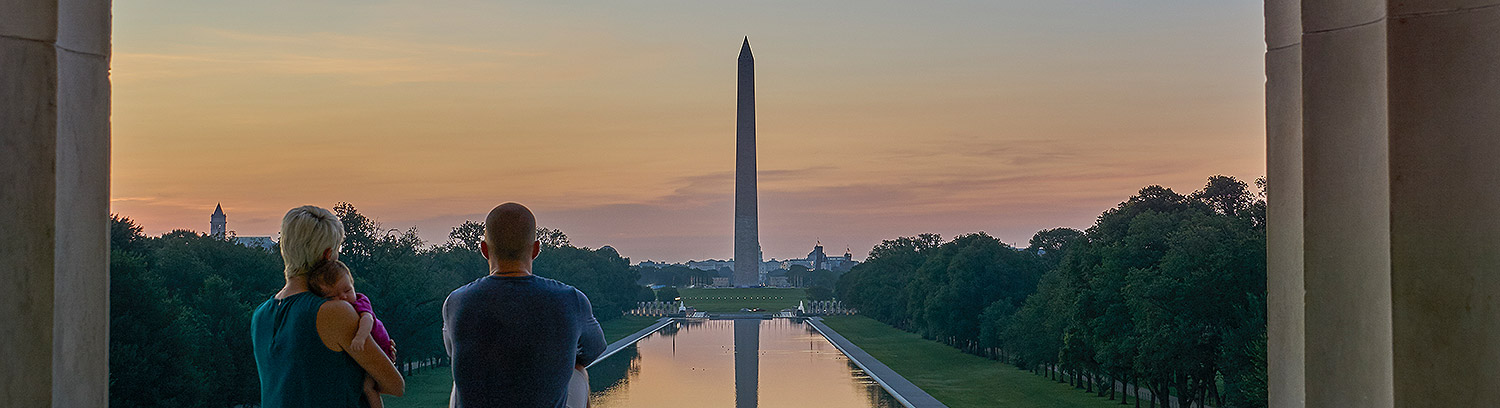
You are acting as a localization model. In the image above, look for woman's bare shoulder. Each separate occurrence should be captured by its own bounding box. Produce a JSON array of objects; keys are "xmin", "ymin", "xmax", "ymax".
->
[
  {"xmin": 316, "ymin": 299, "xmax": 359, "ymax": 351},
  {"xmin": 318, "ymin": 299, "xmax": 357, "ymax": 320}
]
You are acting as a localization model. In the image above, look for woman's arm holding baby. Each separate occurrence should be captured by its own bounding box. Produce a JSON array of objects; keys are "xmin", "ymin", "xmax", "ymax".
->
[
  {"xmin": 350, "ymin": 312, "xmax": 374, "ymax": 351},
  {"xmin": 317, "ymin": 300, "xmax": 405, "ymax": 397}
]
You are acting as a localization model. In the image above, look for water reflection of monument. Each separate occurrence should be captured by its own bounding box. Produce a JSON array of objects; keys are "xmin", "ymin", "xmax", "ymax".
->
[
  {"xmin": 733, "ymin": 319, "xmax": 760, "ymax": 408},
  {"xmin": 587, "ymin": 318, "xmax": 901, "ymax": 407}
]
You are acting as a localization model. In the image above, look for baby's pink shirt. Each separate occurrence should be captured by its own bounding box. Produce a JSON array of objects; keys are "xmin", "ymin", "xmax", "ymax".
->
[{"xmin": 351, "ymin": 293, "xmax": 395, "ymax": 360}]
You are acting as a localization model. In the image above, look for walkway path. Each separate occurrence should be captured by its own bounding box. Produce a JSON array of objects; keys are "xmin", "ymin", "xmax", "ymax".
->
[
  {"xmin": 585, "ymin": 317, "xmax": 672, "ymax": 368},
  {"xmin": 807, "ymin": 317, "xmax": 949, "ymax": 408}
]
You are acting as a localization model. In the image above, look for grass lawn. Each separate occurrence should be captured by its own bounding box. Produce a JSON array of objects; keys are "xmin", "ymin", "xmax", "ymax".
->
[
  {"xmin": 385, "ymin": 315, "xmax": 661, "ymax": 408},
  {"xmin": 599, "ymin": 315, "xmax": 664, "ymax": 342},
  {"xmin": 384, "ymin": 365, "xmax": 455, "ymax": 408},
  {"xmin": 676, "ymin": 287, "xmax": 808, "ymax": 313},
  {"xmin": 821, "ymin": 315, "xmax": 1125, "ymax": 408}
]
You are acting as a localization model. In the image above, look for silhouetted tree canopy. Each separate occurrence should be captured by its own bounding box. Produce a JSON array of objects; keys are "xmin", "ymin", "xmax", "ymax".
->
[{"xmin": 447, "ymin": 220, "xmax": 485, "ymax": 252}]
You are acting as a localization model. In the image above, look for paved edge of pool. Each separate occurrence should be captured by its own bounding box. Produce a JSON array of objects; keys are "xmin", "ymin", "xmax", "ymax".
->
[
  {"xmin": 585, "ymin": 317, "xmax": 674, "ymax": 369},
  {"xmin": 806, "ymin": 317, "xmax": 950, "ymax": 408}
]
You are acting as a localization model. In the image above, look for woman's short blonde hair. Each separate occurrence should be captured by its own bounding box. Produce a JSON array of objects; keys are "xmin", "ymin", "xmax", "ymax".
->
[{"xmin": 280, "ymin": 205, "xmax": 345, "ymax": 278}]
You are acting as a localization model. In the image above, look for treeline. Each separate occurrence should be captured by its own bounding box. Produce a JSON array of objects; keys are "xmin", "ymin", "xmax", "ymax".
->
[
  {"xmin": 635, "ymin": 264, "xmax": 716, "ymax": 287},
  {"xmin": 837, "ymin": 176, "xmax": 1268, "ymax": 408},
  {"xmin": 109, "ymin": 203, "xmax": 650, "ymax": 407}
]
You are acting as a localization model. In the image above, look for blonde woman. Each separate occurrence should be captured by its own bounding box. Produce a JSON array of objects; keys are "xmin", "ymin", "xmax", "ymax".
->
[{"xmin": 251, "ymin": 205, "xmax": 404, "ymax": 407}]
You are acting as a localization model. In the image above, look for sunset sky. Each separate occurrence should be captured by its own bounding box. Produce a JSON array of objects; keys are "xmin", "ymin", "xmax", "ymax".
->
[{"xmin": 111, "ymin": 1, "xmax": 1266, "ymax": 263}]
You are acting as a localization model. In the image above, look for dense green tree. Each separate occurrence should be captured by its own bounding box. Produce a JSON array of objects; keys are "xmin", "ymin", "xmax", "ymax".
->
[
  {"xmin": 111, "ymin": 214, "xmax": 148, "ymax": 254},
  {"xmin": 656, "ymin": 286, "xmax": 681, "ymax": 302},
  {"xmin": 1026, "ymin": 227, "xmax": 1084, "ymax": 267},
  {"xmin": 447, "ymin": 220, "xmax": 485, "ymax": 252},
  {"xmin": 191, "ymin": 274, "xmax": 260, "ymax": 406},
  {"xmin": 636, "ymin": 264, "xmax": 714, "ymax": 287},
  {"xmin": 534, "ymin": 244, "xmax": 641, "ymax": 320},
  {"xmin": 1227, "ymin": 329, "xmax": 1268, "ymax": 408},
  {"xmin": 907, "ymin": 233, "xmax": 1043, "ymax": 346},
  {"xmin": 110, "ymin": 247, "xmax": 212, "ymax": 407},
  {"xmin": 1193, "ymin": 175, "xmax": 1255, "ymax": 217},
  {"xmin": 1003, "ymin": 268, "xmax": 1069, "ymax": 371},
  {"xmin": 867, "ymin": 233, "xmax": 943, "ymax": 260},
  {"xmin": 805, "ymin": 286, "xmax": 834, "ymax": 301},
  {"xmin": 538, "ymin": 227, "xmax": 571, "ymax": 248},
  {"xmin": 835, "ymin": 234, "xmax": 939, "ymax": 329},
  {"xmin": 108, "ymin": 218, "xmax": 218, "ymax": 407},
  {"xmin": 838, "ymin": 176, "xmax": 1267, "ymax": 407},
  {"xmin": 787, "ymin": 267, "xmax": 840, "ymax": 289}
]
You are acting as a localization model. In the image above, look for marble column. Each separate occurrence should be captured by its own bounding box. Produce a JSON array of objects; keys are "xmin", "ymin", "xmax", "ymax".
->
[
  {"xmin": 1264, "ymin": 0, "xmax": 1303, "ymax": 405},
  {"xmin": 1387, "ymin": 3, "xmax": 1500, "ymax": 406},
  {"xmin": 1301, "ymin": 0, "xmax": 1393, "ymax": 406},
  {"xmin": 1273, "ymin": 1, "xmax": 1500, "ymax": 406},
  {"xmin": 0, "ymin": 0, "xmax": 112, "ymax": 406}
]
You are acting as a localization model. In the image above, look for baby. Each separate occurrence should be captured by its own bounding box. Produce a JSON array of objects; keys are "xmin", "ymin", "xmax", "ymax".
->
[{"xmin": 307, "ymin": 260, "xmax": 396, "ymax": 408}]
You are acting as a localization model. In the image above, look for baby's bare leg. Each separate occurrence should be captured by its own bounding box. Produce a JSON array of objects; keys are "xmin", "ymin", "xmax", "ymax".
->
[{"xmin": 364, "ymin": 375, "xmax": 384, "ymax": 408}]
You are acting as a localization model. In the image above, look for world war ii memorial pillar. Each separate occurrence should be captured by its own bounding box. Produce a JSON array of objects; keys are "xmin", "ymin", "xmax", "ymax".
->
[{"xmin": 734, "ymin": 37, "xmax": 761, "ymax": 287}]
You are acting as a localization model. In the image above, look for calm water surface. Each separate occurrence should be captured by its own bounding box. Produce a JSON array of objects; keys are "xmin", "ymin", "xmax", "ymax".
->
[{"xmin": 587, "ymin": 318, "xmax": 902, "ymax": 408}]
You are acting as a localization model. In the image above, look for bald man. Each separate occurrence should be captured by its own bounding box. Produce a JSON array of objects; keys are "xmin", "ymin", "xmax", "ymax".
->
[{"xmin": 442, "ymin": 203, "xmax": 606, "ymax": 407}]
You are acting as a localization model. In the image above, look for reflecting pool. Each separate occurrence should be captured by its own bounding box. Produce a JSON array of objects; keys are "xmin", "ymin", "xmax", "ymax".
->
[{"xmin": 587, "ymin": 318, "xmax": 903, "ymax": 408}]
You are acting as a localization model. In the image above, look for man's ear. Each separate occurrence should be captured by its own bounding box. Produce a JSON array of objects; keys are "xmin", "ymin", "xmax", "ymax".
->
[
  {"xmin": 530, "ymin": 241, "xmax": 541, "ymax": 260},
  {"xmin": 322, "ymin": 247, "xmax": 335, "ymax": 261},
  {"xmin": 479, "ymin": 240, "xmax": 492, "ymax": 261}
]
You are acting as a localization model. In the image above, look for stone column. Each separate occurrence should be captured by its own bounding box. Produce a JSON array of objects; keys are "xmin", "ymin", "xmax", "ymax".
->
[
  {"xmin": 0, "ymin": 0, "xmax": 112, "ymax": 406},
  {"xmin": 1, "ymin": 1, "xmax": 62, "ymax": 402},
  {"xmin": 1300, "ymin": 0, "xmax": 1394, "ymax": 406},
  {"xmin": 1264, "ymin": 0, "xmax": 1304, "ymax": 406},
  {"xmin": 1276, "ymin": 1, "xmax": 1500, "ymax": 406},
  {"xmin": 1387, "ymin": 3, "xmax": 1500, "ymax": 407}
]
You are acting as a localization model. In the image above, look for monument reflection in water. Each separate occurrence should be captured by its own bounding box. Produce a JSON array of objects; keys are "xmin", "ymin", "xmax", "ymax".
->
[{"xmin": 587, "ymin": 318, "xmax": 902, "ymax": 408}]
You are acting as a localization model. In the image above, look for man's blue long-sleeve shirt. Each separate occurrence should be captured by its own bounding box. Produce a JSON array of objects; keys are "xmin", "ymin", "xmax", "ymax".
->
[{"xmin": 443, "ymin": 274, "xmax": 606, "ymax": 408}]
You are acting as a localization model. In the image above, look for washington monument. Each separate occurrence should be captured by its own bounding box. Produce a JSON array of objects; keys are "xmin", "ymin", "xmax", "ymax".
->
[{"xmin": 734, "ymin": 37, "xmax": 761, "ymax": 287}]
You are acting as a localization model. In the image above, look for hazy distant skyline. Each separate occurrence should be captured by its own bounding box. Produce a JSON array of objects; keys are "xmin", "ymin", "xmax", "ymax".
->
[{"xmin": 111, "ymin": 1, "xmax": 1266, "ymax": 262}]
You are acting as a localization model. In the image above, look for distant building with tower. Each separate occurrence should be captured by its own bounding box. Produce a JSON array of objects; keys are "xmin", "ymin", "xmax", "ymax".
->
[
  {"xmin": 648, "ymin": 241, "xmax": 859, "ymax": 288},
  {"xmin": 777, "ymin": 243, "xmax": 859, "ymax": 273},
  {"xmin": 686, "ymin": 259, "xmax": 734, "ymax": 273},
  {"xmin": 236, "ymin": 236, "xmax": 276, "ymax": 250},
  {"xmin": 209, "ymin": 204, "xmax": 276, "ymax": 250},
  {"xmin": 210, "ymin": 204, "xmax": 227, "ymax": 237}
]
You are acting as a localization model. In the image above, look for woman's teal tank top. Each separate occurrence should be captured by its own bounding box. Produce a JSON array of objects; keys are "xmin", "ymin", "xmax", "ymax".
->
[{"xmin": 251, "ymin": 291, "xmax": 368, "ymax": 408}]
